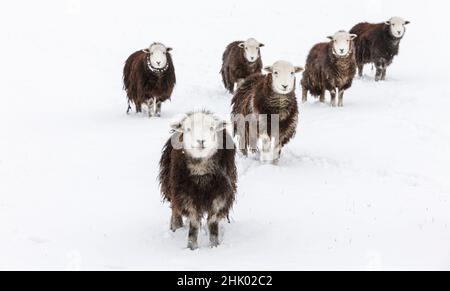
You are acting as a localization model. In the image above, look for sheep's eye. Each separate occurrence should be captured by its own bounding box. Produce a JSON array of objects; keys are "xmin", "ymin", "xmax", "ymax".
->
[
  {"xmin": 291, "ymin": 72, "xmax": 294, "ymax": 76},
  {"xmin": 210, "ymin": 126, "xmax": 214, "ymax": 131},
  {"xmin": 186, "ymin": 128, "xmax": 191, "ymax": 132},
  {"xmin": 274, "ymin": 71, "xmax": 278, "ymax": 75}
]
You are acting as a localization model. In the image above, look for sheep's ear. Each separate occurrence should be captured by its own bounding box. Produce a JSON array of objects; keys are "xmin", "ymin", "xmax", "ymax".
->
[
  {"xmin": 327, "ymin": 36, "xmax": 333, "ymax": 41},
  {"xmin": 166, "ymin": 47, "xmax": 173, "ymax": 52},
  {"xmin": 350, "ymin": 34, "xmax": 357, "ymax": 40},
  {"xmin": 294, "ymin": 66, "xmax": 304, "ymax": 73},
  {"xmin": 238, "ymin": 42, "xmax": 245, "ymax": 48},
  {"xmin": 142, "ymin": 48, "xmax": 150, "ymax": 54},
  {"xmin": 259, "ymin": 43, "xmax": 265, "ymax": 47},
  {"xmin": 385, "ymin": 21, "xmax": 391, "ymax": 25},
  {"xmin": 264, "ymin": 66, "xmax": 273, "ymax": 73},
  {"xmin": 215, "ymin": 120, "xmax": 228, "ymax": 132},
  {"xmin": 404, "ymin": 21, "xmax": 410, "ymax": 25},
  {"xmin": 170, "ymin": 120, "xmax": 184, "ymax": 132}
]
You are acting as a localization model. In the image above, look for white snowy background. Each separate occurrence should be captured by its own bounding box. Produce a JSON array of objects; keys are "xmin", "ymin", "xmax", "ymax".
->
[{"xmin": 1, "ymin": 0, "xmax": 449, "ymax": 270}]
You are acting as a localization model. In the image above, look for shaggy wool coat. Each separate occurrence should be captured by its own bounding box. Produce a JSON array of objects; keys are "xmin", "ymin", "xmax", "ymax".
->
[
  {"xmin": 350, "ymin": 22, "xmax": 402, "ymax": 70},
  {"xmin": 301, "ymin": 41, "xmax": 357, "ymax": 96},
  {"xmin": 231, "ymin": 73, "xmax": 299, "ymax": 152},
  {"xmin": 221, "ymin": 41, "xmax": 263, "ymax": 93},
  {"xmin": 159, "ymin": 130, "xmax": 237, "ymax": 219},
  {"xmin": 123, "ymin": 50, "xmax": 176, "ymax": 111}
]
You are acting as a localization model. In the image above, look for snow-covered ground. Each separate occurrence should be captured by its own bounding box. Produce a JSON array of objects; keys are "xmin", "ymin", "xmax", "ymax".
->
[{"xmin": 1, "ymin": 0, "xmax": 450, "ymax": 270}]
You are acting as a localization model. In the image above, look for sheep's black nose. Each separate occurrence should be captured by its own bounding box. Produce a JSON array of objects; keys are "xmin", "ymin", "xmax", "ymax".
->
[
  {"xmin": 282, "ymin": 85, "xmax": 288, "ymax": 89},
  {"xmin": 156, "ymin": 61, "xmax": 161, "ymax": 65},
  {"xmin": 197, "ymin": 140, "xmax": 205, "ymax": 147},
  {"xmin": 397, "ymin": 31, "xmax": 402, "ymax": 34},
  {"xmin": 340, "ymin": 49, "xmax": 344, "ymax": 53}
]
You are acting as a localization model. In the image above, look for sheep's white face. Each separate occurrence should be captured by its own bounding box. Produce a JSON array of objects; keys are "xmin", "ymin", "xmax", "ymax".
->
[
  {"xmin": 238, "ymin": 38, "xmax": 264, "ymax": 63},
  {"xmin": 147, "ymin": 43, "xmax": 171, "ymax": 69},
  {"xmin": 385, "ymin": 17, "xmax": 410, "ymax": 38},
  {"xmin": 328, "ymin": 31, "xmax": 357, "ymax": 57},
  {"xmin": 264, "ymin": 61, "xmax": 304, "ymax": 94},
  {"xmin": 171, "ymin": 112, "xmax": 227, "ymax": 159}
]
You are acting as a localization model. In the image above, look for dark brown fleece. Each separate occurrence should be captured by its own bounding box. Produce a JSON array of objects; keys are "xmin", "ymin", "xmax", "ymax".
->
[
  {"xmin": 220, "ymin": 41, "xmax": 263, "ymax": 93},
  {"xmin": 123, "ymin": 50, "xmax": 176, "ymax": 112}
]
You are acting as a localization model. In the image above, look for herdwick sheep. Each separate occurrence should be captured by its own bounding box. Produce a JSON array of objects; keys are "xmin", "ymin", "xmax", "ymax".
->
[
  {"xmin": 221, "ymin": 38, "xmax": 264, "ymax": 93},
  {"xmin": 159, "ymin": 111, "xmax": 237, "ymax": 250},
  {"xmin": 123, "ymin": 42, "xmax": 176, "ymax": 117},
  {"xmin": 350, "ymin": 17, "xmax": 410, "ymax": 81},
  {"xmin": 231, "ymin": 61, "xmax": 303, "ymax": 163},
  {"xmin": 301, "ymin": 31, "xmax": 357, "ymax": 107}
]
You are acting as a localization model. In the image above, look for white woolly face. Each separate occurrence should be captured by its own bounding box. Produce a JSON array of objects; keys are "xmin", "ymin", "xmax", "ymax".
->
[
  {"xmin": 328, "ymin": 31, "xmax": 357, "ymax": 57},
  {"xmin": 264, "ymin": 61, "xmax": 304, "ymax": 94},
  {"xmin": 386, "ymin": 17, "xmax": 410, "ymax": 38},
  {"xmin": 238, "ymin": 38, "xmax": 264, "ymax": 63},
  {"xmin": 147, "ymin": 43, "xmax": 171, "ymax": 69},
  {"xmin": 171, "ymin": 112, "xmax": 227, "ymax": 159}
]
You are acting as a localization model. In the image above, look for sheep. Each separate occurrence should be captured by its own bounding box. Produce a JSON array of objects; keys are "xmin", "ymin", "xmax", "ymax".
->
[
  {"xmin": 159, "ymin": 110, "xmax": 237, "ymax": 250},
  {"xmin": 231, "ymin": 61, "xmax": 303, "ymax": 163},
  {"xmin": 220, "ymin": 38, "xmax": 264, "ymax": 93},
  {"xmin": 301, "ymin": 31, "xmax": 357, "ymax": 107},
  {"xmin": 123, "ymin": 42, "xmax": 176, "ymax": 117},
  {"xmin": 350, "ymin": 17, "xmax": 410, "ymax": 81}
]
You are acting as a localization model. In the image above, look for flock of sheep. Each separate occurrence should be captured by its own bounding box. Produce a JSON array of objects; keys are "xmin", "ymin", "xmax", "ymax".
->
[{"xmin": 123, "ymin": 17, "xmax": 410, "ymax": 250}]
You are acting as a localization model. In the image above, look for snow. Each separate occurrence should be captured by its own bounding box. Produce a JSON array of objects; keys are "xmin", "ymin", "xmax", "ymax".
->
[{"xmin": 1, "ymin": 0, "xmax": 450, "ymax": 270}]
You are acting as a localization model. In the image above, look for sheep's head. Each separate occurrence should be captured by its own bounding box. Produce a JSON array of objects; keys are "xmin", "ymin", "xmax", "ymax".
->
[
  {"xmin": 327, "ymin": 31, "xmax": 357, "ymax": 57},
  {"xmin": 264, "ymin": 61, "xmax": 303, "ymax": 94},
  {"xmin": 385, "ymin": 17, "xmax": 410, "ymax": 38},
  {"xmin": 238, "ymin": 38, "xmax": 264, "ymax": 63},
  {"xmin": 171, "ymin": 111, "xmax": 227, "ymax": 159},
  {"xmin": 143, "ymin": 43, "xmax": 172, "ymax": 70}
]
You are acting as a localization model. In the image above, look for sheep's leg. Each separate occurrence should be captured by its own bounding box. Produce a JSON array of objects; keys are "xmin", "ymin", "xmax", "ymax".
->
[
  {"xmin": 381, "ymin": 68, "xmax": 387, "ymax": 81},
  {"xmin": 375, "ymin": 59, "xmax": 386, "ymax": 82},
  {"xmin": 375, "ymin": 69, "xmax": 382, "ymax": 82},
  {"xmin": 135, "ymin": 102, "xmax": 142, "ymax": 113},
  {"xmin": 170, "ymin": 210, "xmax": 183, "ymax": 232},
  {"xmin": 207, "ymin": 214, "xmax": 220, "ymax": 248},
  {"xmin": 258, "ymin": 134, "xmax": 279, "ymax": 163},
  {"xmin": 187, "ymin": 214, "xmax": 201, "ymax": 250},
  {"xmin": 234, "ymin": 134, "xmax": 248, "ymax": 157},
  {"xmin": 126, "ymin": 100, "xmax": 132, "ymax": 114},
  {"xmin": 319, "ymin": 90, "xmax": 325, "ymax": 103},
  {"xmin": 147, "ymin": 98, "xmax": 155, "ymax": 117},
  {"xmin": 330, "ymin": 89, "xmax": 337, "ymax": 107},
  {"xmin": 301, "ymin": 86, "xmax": 308, "ymax": 103},
  {"xmin": 357, "ymin": 64, "xmax": 364, "ymax": 78},
  {"xmin": 338, "ymin": 89, "xmax": 345, "ymax": 107},
  {"xmin": 155, "ymin": 101, "xmax": 162, "ymax": 117}
]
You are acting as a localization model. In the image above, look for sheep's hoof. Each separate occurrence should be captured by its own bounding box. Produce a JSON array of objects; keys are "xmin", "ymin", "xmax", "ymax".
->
[
  {"xmin": 187, "ymin": 240, "xmax": 198, "ymax": 250},
  {"xmin": 210, "ymin": 236, "xmax": 220, "ymax": 248}
]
